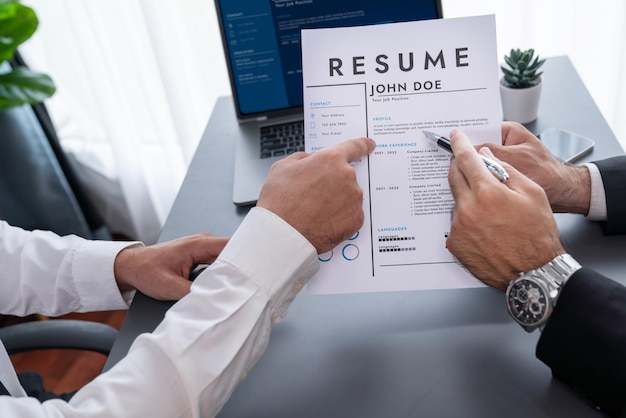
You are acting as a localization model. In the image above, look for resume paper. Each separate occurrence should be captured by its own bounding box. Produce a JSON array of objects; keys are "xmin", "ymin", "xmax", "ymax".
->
[{"xmin": 302, "ymin": 15, "xmax": 502, "ymax": 294}]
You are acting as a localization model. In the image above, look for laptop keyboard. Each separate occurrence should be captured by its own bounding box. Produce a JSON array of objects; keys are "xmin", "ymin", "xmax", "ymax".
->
[{"xmin": 260, "ymin": 120, "xmax": 304, "ymax": 159}]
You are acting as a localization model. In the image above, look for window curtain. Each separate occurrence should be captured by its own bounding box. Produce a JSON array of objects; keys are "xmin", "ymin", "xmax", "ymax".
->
[
  {"xmin": 20, "ymin": 0, "xmax": 228, "ymax": 243},
  {"xmin": 20, "ymin": 0, "xmax": 626, "ymax": 243}
]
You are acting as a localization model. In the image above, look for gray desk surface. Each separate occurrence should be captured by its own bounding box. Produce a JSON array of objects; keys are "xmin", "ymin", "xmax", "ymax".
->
[{"xmin": 105, "ymin": 56, "xmax": 626, "ymax": 417}]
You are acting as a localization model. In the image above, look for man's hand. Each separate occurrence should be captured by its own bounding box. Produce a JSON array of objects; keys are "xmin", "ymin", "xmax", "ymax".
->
[
  {"xmin": 257, "ymin": 137, "xmax": 376, "ymax": 254},
  {"xmin": 446, "ymin": 129, "xmax": 565, "ymax": 291},
  {"xmin": 114, "ymin": 234, "xmax": 229, "ymax": 300},
  {"xmin": 479, "ymin": 122, "xmax": 591, "ymax": 214}
]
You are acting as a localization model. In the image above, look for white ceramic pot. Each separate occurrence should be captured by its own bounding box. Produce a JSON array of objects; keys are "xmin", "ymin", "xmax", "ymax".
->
[{"xmin": 499, "ymin": 77, "xmax": 543, "ymax": 124}]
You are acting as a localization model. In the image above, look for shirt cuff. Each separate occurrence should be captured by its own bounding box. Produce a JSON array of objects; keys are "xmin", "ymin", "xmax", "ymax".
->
[
  {"xmin": 72, "ymin": 240, "xmax": 142, "ymax": 311},
  {"xmin": 216, "ymin": 207, "xmax": 319, "ymax": 323},
  {"xmin": 584, "ymin": 163, "xmax": 607, "ymax": 221}
]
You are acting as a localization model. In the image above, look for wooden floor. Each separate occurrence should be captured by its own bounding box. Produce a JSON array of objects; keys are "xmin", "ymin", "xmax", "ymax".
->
[{"xmin": 5, "ymin": 310, "xmax": 127, "ymax": 394}]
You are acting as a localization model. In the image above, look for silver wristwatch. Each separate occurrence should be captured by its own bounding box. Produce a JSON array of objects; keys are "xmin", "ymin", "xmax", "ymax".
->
[{"xmin": 506, "ymin": 254, "xmax": 582, "ymax": 332}]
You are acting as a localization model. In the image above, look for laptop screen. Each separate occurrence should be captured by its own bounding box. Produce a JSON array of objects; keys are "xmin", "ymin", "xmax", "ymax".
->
[{"xmin": 215, "ymin": 0, "xmax": 443, "ymax": 119}]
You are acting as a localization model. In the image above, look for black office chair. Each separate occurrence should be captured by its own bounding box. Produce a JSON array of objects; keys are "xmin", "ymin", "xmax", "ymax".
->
[
  {"xmin": 0, "ymin": 52, "xmax": 112, "ymax": 240},
  {"xmin": 0, "ymin": 319, "xmax": 117, "ymax": 400},
  {"xmin": 0, "ymin": 319, "xmax": 118, "ymax": 356}
]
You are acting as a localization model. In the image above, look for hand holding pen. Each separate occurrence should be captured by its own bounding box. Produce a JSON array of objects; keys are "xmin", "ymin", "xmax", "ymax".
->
[
  {"xmin": 445, "ymin": 127, "xmax": 562, "ymax": 286},
  {"xmin": 422, "ymin": 130, "xmax": 509, "ymax": 181}
]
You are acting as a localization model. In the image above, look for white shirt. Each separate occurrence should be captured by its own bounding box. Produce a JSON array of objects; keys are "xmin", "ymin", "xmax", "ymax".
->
[
  {"xmin": 585, "ymin": 162, "xmax": 608, "ymax": 220},
  {"xmin": 0, "ymin": 221, "xmax": 138, "ymax": 398},
  {"xmin": 0, "ymin": 207, "xmax": 318, "ymax": 417}
]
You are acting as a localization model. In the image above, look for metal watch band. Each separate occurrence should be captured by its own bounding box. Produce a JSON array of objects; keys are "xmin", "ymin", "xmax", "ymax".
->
[{"xmin": 532, "ymin": 253, "xmax": 582, "ymax": 298}]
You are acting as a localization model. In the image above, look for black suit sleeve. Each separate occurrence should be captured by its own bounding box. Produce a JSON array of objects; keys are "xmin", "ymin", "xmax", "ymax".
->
[
  {"xmin": 593, "ymin": 156, "xmax": 626, "ymax": 235},
  {"xmin": 537, "ymin": 268, "xmax": 626, "ymax": 417}
]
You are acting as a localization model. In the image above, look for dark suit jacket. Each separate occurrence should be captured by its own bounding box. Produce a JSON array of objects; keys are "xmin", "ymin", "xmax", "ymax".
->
[
  {"xmin": 537, "ymin": 156, "xmax": 626, "ymax": 417},
  {"xmin": 594, "ymin": 156, "xmax": 626, "ymax": 235}
]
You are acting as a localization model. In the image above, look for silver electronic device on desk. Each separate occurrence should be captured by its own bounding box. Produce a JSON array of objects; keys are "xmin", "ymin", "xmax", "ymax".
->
[
  {"xmin": 214, "ymin": 0, "xmax": 443, "ymax": 205},
  {"xmin": 539, "ymin": 126, "xmax": 595, "ymax": 163}
]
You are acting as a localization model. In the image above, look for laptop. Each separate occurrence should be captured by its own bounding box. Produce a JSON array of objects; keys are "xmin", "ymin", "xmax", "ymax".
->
[{"xmin": 214, "ymin": 0, "xmax": 443, "ymax": 205}]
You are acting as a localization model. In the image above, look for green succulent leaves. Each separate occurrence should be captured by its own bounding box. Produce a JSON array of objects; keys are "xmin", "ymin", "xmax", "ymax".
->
[
  {"xmin": 501, "ymin": 48, "xmax": 545, "ymax": 89},
  {"xmin": 0, "ymin": 0, "xmax": 56, "ymax": 109}
]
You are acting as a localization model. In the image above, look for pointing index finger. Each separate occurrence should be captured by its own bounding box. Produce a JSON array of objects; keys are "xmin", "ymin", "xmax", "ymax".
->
[{"xmin": 323, "ymin": 137, "xmax": 376, "ymax": 163}]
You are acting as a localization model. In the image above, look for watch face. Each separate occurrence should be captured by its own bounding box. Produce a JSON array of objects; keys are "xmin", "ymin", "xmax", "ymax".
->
[{"xmin": 507, "ymin": 278, "xmax": 549, "ymax": 326}]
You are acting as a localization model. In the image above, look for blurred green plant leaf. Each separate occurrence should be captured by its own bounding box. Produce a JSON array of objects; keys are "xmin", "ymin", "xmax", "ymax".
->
[
  {"xmin": 0, "ymin": 1, "xmax": 55, "ymax": 109},
  {"xmin": 0, "ymin": 67, "xmax": 56, "ymax": 108},
  {"xmin": 0, "ymin": 1, "xmax": 38, "ymax": 63}
]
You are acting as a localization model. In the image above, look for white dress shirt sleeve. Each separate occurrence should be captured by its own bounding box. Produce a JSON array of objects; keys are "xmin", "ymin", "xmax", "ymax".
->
[
  {"xmin": 0, "ymin": 207, "xmax": 319, "ymax": 417},
  {"xmin": 0, "ymin": 221, "xmax": 138, "ymax": 317},
  {"xmin": 583, "ymin": 163, "xmax": 608, "ymax": 221}
]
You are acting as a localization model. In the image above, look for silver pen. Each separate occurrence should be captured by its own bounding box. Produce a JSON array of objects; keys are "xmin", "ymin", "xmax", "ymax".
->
[{"xmin": 422, "ymin": 130, "xmax": 510, "ymax": 181}]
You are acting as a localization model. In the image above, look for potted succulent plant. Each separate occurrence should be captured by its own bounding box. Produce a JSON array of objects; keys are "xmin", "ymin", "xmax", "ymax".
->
[{"xmin": 499, "ymin": 48, "xmax": 545, "ymax": 124}]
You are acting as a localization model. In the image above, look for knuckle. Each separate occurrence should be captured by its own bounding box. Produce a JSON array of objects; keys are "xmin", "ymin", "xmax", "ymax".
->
[
  {"xmin": 529, "ymin": 183, "xmax": 548, "ymax": 201},
  {"xmin": 454, "ymin": 202, "xmax": 478, "ymax": 226},
  {"xmin": 355, "ymin": 187, "xmax": 363, "ymax": 201}
]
